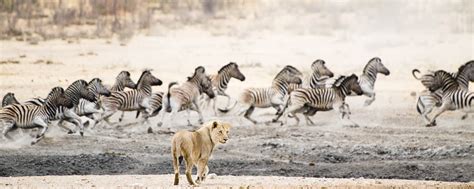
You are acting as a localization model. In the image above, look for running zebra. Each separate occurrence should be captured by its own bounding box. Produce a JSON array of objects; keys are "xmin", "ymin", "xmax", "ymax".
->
[
  {"xmin": 108, "ymin": 71, "xmax": 138, "ymax": 122},
  {"xmin": 273, "ymin": 74, "xmax": 363, "ymax": 126},
  {"xmin": 288, "ymin": 59, "xmax": 334, "ymax": 93},
  {"xmin": 100, "ymin": 70, "xmax": 162, "ymax": 125},
  {"xmin": 158, "ymin": 66, "xmax": 215, "ymax": 126},
  {"xmin": 2, "ymin": 92, "xmax": 19, "ymax": 107},
  {"xmin": 219, "ymin": 65, "xmax": 302, "ymax": 124},
  {"xmin": 413, "ymin": 61, "xmax": 474, "ymax": 122},
  {"xmin": 22, "ymin": 80, "xmax": 98, "ymax": 135},
  {"xmin": 72, "ymin": 78, "xmax": 111, "ymax": 128},
  {"xmin": 422, "ymin": 70, "xmax": 474, "ymax": 126},
  {"xmin": 201, "ymin": 62, "xmax": 246, "ymax": 115},
  {"xmin": 357, "ymin": 57, "xmax": 390, "ymax": 106},
  {"xmin": 0, "ymin": 87, "xmax": 73, "ymax": 145}
]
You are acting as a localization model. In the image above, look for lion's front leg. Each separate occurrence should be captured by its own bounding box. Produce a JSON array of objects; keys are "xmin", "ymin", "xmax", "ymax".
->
[{"xmin": 195, "ymin": 159, "xmax": 209, "ymax": 184}]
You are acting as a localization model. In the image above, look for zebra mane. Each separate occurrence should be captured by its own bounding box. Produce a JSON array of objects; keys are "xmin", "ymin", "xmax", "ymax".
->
[
  {"xmin": 362, "ymin": 57, "xmax": 381, "ymax": 74},
  {"xmin": 334, "ymin": 74, "xmax": 357, "ymax": 87},
  {"xmin": 120, "ymin": 70, "xmax": 131, "ymax": 77},
  {"xmin": 275, "ymin": 65, "xmax": 301, "ymax": 79},
  {"xmin": 188, "ymin": 66, "xmax": 206, "ymax": 81},
  {"xmin": 332, "ymin": 75, "xmax": 346, "ymax": 87},
  {"xmin": 88, "ymin": 78, "xmax": 102, "ymax": 85},
  {"xmin": 457, "ymin": 60, "xmax": 474, "ymax": 76},
  {"xmin": 218, "ymin": 62, "xmax": 236, "ymax": 73},
  {"xmin": 48, "ymin": 87, "xmax": 65, "ymax": 98},
  {"xmin": 67, "ymin": 80, "xmax": 88, "ymax": 91},
  {"xmin": 137, "ymin": 69, "xmax": 152, "ymax": 86}
]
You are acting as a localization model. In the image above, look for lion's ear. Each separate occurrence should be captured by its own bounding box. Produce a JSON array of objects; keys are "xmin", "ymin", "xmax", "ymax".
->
[{"xmin": 212, "ymin": 121, "xmax": 218, "ymax": 129}]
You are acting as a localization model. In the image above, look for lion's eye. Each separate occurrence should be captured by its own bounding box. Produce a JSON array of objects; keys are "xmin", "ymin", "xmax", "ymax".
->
[{"xmin": 219, "ymin": 131, "xmax": 223, "ymax": 134}]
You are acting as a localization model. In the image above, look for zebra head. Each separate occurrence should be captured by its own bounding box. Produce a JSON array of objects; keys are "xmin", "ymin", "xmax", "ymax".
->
[
  {"xmin": 427, "ymin": 70, "xmax": 458, "ymax": 92},
  {"xmin": 88, "ymin": 78, "xmax": 111, "ymax": 97},
  {"xmin": 220, "ymin": 62, "xmax": 246, "ymax": 81},
  {"xmin": 67, "ymin": 80, "xmax": 97, "ymax": 104},
  {"xmin": 200, "ymin": 75, "xmax": 215, "ymax": 99},
  {"xmin": 136, "ymin": 70, "xmax": 163, "ymax": 89},
  {"xmin": 192, "ymin": 66, "xmax": 215, "ymax": 99},
  {"xmin": 47, "ymin": 87, "xmax": 74, "ymax": 109},
  {"xmin": 2, "ymin": 92, "xmax": 19, "ymax": 107},
  {"xmin": 457, "ymin": 60, "xmax": 474, "ymax": 82},
  {"xmin": 282, "ymin": 65, "xmax": 303, "ymax": 84},
  {"xmin": 117, "ymin": 71, "xmax": 137, "ymax": 89},
  {"xmin": 336, "ymin": 74, "xmax": 363, "ymax": 95},
  {"xmin": 311, "ymin": 59, "xmax": 334, "ymax": 77},
  {"xmin": 366, "ymin": 57, "xmax": 390, "ymax": 76}
]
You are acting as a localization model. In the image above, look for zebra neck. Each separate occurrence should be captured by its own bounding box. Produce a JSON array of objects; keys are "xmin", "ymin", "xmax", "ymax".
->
[
  {"xmin": 272, "ymin": 79, "xmax": 289, "ymax": 95},
  {"xmin": 363, "ymin": 67, "xmax": 377, "ymax": 83},
  {"xmin": 64, "ymin": 90, "xmax": 81, "ymax": 105},
  {"xmin": 218, "ymin": 72, "xmax": 231, "ymax": 90},
  {"xmin": 336, "ymin": 85, "xmax": 349, "ymax": 98},
  {"xmin": 111, "ymin": 82, "xmax": 125, "ymax": 91},
  {"xmin": 456, "ymin": 76, "xmax": 469, "ymax": 89},
  {"xmin": 442, "ymin": 80, "xmax": 459, "ymax": 94},
  {"xmin": 41, "ymin": 101, "xmax": 57, "ymax": 118},
  {"xmin": 310, "ymin": 72, "xmax": 326, "ymax": 86},
  {"xmin": 137, "ymin": 84, "xmax": 152, "ymax": 95}
]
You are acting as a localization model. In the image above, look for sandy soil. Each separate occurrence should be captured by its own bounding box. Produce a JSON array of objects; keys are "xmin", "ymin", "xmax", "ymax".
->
[
  {"xmin": 0, "ymin": 29, "xmax": 473, "ymax": 187},
  {"xmin": 1, "ymin": 175, "xmax": 472, "ymax": 188}
]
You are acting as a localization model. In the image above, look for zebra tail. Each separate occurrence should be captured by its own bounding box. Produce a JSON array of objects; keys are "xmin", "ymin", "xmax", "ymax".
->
[
  {"xmin": 412, "ymin": 69, "xmax": 422, "ymax": 80},
  {"xmin": 166, "ymin": 82, "xmax": 178, "ymax": 112}
]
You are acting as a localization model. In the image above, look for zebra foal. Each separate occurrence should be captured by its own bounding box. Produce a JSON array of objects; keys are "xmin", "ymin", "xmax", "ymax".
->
[{"xmin": 158, "ymin": 66, "xmax": 215, "ymax": 126}]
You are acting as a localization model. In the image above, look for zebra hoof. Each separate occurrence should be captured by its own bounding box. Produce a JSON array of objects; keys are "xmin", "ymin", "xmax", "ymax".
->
[
  {"xmin": 67, "ymin": 130, "xmax": 75, "ymax": 134},
  {"xmin": 80, "ymin": 132, "xmax": 84, "ymax": 137},
  {"xmin": 272, "ymin": 118, "xmax": 278, "ymax": 123},
  {"xmin": 461, "ymin": 115, "xmax": 468, "ymax": 120},
  {"xmin": 147, "ymin": 127, "xmax": 153, "ymax": 134}
]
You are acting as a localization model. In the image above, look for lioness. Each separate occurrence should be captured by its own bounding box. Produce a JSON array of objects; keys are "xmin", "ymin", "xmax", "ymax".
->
[{"xmin": 171, "ymin": 120, "xmax": 231, "ymax": 186}]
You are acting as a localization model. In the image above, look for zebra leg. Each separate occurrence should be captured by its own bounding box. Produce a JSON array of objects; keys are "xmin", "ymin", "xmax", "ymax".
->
[
  {"xmin": 118, "ymin": 111, "xmax": 125, "ymax": 122},
  {"xmin": 31, "ymin": 118, "xmax": 49, "ymax": 145},
  {"xmin": 2, "ymin": 122, "xmax": 16, "ymax": 141},
  {"xmin": 243, "ymin": 106, "xmax": 257, "ymax": 124},
  {"xmin": 364, "ymin": 91, "xmax": 376, "ymax": 106},
  {"xmin": 57, "ymin": 119, "xmax": 75, "ymax": 134},
  {"xmin": 338, "ymin": 103, "xmax": 358, "ymax": 127},
  {"xmin": 193, "ymin": 101, "xmax": 205, "ymax": 125},
  {"xmin": 421, "ymin": 105, "xmax": 435, "ymax": 125},
  {"xmin": 186, "ymin": 109, "xmax": 192, "ymax": 126}
]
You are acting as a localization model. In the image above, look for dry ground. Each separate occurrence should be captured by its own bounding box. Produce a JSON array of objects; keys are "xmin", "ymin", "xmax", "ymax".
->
[{"xmin": 0, "ymin": 30, "xmax": 473, "ymax": 187}]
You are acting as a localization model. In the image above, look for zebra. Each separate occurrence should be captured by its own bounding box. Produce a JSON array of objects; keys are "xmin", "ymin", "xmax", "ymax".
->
[
  {"xmin": 71, "ymin": 78, "xmax": 111, "ymax": 128},
  {"xmin": 413, "ymin": 61, "xmax": 474, "ymax": 122},
  {"xmin": 200, "ymin": 62, "xmax": 246, "ymax": 115},
  {"xmin": 423, "ymin": 70, "xmax": 474, "ymax": 127},
  {"xmin": 100, "ymin": 70, "xmax": 162, "ymax": 125},
  {"xmin": 357, "ymin": 57, "xmax": 390, "ymax": 106},
  {"xmin": 22, "ymin": 80, "xmax": 98, "ymax": 135},
  {"xmin": 288, "ymin": 59, "xmax": 335, "ymax": 93},
  {"xmin": 0, "ymin": 87, "xmax": 73, "ymax": 145},
  {"xmin": 273, "ymin": 74, "xmax": 363, "ymax": 126},
  {"xmin": 218, "ymin": 65, "xmax": 302, "ymax": 124},
  {"xmin": 2, "ymin": 92, "xmax": 19, "ymax": 107},
  {"xmin": 108, "ymin": 71, "xmax": 138, "ymax": 122},
  {"xmin": 157, "ymin": 66, "xmax": 215, "ymax": 126}
]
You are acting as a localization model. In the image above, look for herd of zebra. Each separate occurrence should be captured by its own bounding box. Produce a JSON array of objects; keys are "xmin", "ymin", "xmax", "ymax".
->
[{"xmin": 0, "ymin": 58, "xmax": 472, "ymax": 145}]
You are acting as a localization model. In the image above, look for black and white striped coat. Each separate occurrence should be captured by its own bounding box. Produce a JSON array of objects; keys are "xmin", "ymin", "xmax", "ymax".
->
[
  {"xmin": 423, "ymin": 70, "xmax": 474, "ymax": 126},
  {"xmin": 219, "ymin": 65, "xmax": 302, "ymax": 124},
  {"xmin": 0, "ymin": 87, "xmax": 73, "ymax": 145},
  {"xmin": 100, "ymin": 70, "xmax": 162, "ymax": 125},
  {"xmin": 357, "ymin": 57, "xmax": 390, "ymax": 106},
  {"xmin": 274, "ymin": 74, "xmax": 363, "ymax": 126},
  {"xmin": 158, "ymin": 66, "xmax": 215, "ymax": 126}
]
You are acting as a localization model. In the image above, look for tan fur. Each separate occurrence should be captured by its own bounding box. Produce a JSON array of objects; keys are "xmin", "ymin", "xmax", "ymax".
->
[{"xmin": 171, "ymin": 120, "xmax": 232, "ymax": 186}]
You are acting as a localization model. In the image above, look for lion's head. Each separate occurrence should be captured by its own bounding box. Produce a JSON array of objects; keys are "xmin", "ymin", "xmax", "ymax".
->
[{"xmin": 208, "ymin": 121, "xmax": 232, "ymax": 144}]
